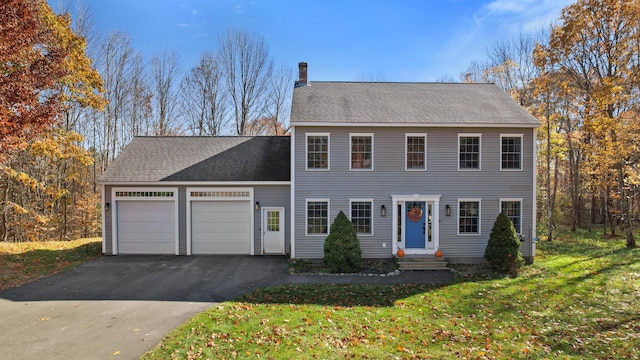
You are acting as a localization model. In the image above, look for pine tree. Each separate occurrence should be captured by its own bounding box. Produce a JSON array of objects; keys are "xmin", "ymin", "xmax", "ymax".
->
[
  {"xmin": 485, "ymin": 212, "xmax": 525, "ymax": 274},
  {"xmin": 323, "ymin": 211, "xmax": 362, "ymax": 273}
]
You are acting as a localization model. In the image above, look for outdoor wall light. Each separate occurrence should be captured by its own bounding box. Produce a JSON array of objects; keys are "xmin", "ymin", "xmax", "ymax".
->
[
  {"xmin": 105, "ymin": 202, "xmax": 110, "ymax": 212},
  {"xmin": 381, "ymin": 204, "xmax": 386, "ymax": 217},
  {"xmin": 255, "ymin": 201, "xmax": 260, "ymax": 211},
  {"xmin": 446, "ymin": 204, "xmax": 451, "ymax": 217}
]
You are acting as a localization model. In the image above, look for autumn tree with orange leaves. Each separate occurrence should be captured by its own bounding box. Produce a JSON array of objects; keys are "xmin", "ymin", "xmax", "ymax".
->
[{"xmin": 0, "ymin": 0, "xmax": 105, "ymax": 241}]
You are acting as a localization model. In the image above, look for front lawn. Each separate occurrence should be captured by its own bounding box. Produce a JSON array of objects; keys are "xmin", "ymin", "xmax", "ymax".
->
[
  {"xmin": 0, "ymin": 238, "xmax": 102, "ymax": 290},
  {"xmin": 142, "ymin": 230, "xmax": 639, "ymax": 359}
]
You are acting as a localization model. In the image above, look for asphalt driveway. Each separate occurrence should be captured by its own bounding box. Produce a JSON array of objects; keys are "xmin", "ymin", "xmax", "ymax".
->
[{"xmin": 0, "ymin": 255, "xmax": 452, "ymax": 360}]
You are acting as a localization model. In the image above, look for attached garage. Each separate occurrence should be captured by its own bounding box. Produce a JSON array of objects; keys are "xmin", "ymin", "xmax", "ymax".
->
[
  {"xmin": 112, "ymin": 189, "xmax": 178, "ymax": 255},
  {"xmin": 188, "ymin": 188, "xmax": 253, "ymax": 255}
]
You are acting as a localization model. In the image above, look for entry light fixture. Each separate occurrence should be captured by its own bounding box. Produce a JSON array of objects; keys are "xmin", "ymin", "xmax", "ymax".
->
[
  {"xmin": 255, "ymin": 201, "xmax": 260, "ymax": 211},
  {"xmin": 381, "ymin": 204, "xmax": 386, "ymax": 217},
  {"xmin": 105, "ymin": 202, "xmax": 110, "ymax": 212},
  {"xmin": 446, "ymin": 204, "xmax": 451, "ymax": 217}
]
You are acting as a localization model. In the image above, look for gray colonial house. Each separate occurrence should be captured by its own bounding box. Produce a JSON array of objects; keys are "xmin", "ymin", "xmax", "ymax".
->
[{"xmin": 99, "ymin": 62, "xmax": 539, "ymax": 263}]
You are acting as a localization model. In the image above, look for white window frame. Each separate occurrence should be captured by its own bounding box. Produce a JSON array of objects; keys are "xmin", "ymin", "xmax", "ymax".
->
[
  {"xmin": 458, "ymin": 133, "xmax": 482, "ymax": 171},
  {"xmin": 500, "ymin": 134, "xmax": 523, "ymax": 171},
  {"xmin": 405, "ymin": 133, "xmax": 427, "ymax": 171},
  {"xmin": 457, "ymin": 198, "xmax": 481, "ymax": 236},
  {"xmin": 349, "ymin": 199, "xmax": 374, "ymax": 236},
  {"xmin": 305, "ymin": 198, "xmax": 330, "ymax": 236},
  {"xmin": 306, "ymin": 133, "xmax": 330, "ymax": 171},
  {"xmin": 500, "ymin": 198, "xmax": 523, "ymax": 234},
  {"xmin": 349, "ymin": 133, "xmax": 374, "ymax": 171}
]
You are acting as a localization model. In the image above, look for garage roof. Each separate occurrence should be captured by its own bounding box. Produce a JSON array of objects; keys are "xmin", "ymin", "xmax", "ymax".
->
[{"xmin": 98, "ymin": 136, "xmax": 290, "ymax": 183}]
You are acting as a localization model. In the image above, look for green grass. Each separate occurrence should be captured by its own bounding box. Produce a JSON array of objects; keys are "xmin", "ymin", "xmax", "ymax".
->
[
  {"xmin": 0, "ymin": 238, "xmax": 102, "ymax": 290},
  {"xmin": 142, "ymin": 230, "xmax": 639, "ymax": 359}
]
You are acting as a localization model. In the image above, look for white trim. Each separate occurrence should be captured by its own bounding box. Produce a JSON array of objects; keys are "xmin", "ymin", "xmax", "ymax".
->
[
  {"xmin": 457, "ymin": 198, "xmax": 482, "ymax": 236},
  {"xmin": 348, "ymin": 198, "xmax": 374, "ymax": 236},
  {"xmin": 391, "ymin": 194, "xmax": 441, "ymax": 255},
  {"xmin": 111, "ymin": 187, "xmax": 179, "ymax": 255},
  {"xmin": 290, "ymin": 127, "xmax": 296, "ymax": 258},
  {"xmin": 99, "ymin": 181, "xmax": 290, "ymax": 186},
  {"xmin": 186, "ymin": 187, "xmax": 254, "ymax": 256},
  {"xmin": 305, "ymin": 198, "xmax": 330, "ymax": 236},
  {"xmin": 261, "ymin": 207, "xmax": 286, "ymax": 255},
  {"xmin": 291, "ymin": 121, "xmax": 540, "ymax": 128},
  {"xmin": 499, "ymin": 134, "xmax": 524, "ymax": 171},
  {"xmin": 305, "ymin": 132, "xmax": 330, "ymax": 171},
  {"xmin": 405, "ymin": 133, "xmax": 427, "ymax": 171},
  {"xmin": 531, "ymin": 128, "xmax": 537, "ymax": 256},
  {"xmin": 349, "ymin": 133, "xmax": 374, "ymax": 171},
  {"xmin": 458, "ymin": 133, "xmax": 482, "ymax": 171},
  {"xmin": 499, "ymin": 198, "xmax": 523, "ymax": 234},
  {"xmin": 101, "ymin": 186, "xmax": 106, "ymax": 254}
]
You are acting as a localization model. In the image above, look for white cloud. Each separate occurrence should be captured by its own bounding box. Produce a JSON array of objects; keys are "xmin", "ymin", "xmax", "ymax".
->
[{"xmin": 192, "ymin": 10, "xmax": 200, "ymax": 16}]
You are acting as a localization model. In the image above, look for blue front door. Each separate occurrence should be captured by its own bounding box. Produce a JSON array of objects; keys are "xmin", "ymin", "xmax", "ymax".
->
[{"xmin": 405, "ymin": 202, "xmax": 426, "ymax": 249}]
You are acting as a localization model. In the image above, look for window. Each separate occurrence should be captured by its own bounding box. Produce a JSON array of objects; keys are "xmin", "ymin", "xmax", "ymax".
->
[
  {"xmin": 266, "ymin": 210, "xmax": 280, "ymax": 232},
  {"xmin": 406, "ymin": 134, "xmax": 426, "ymax": 170},
  {"xmin": 501, "ymin": 135, "xmax": 522, "ymax": 170},
  {"xmin": 350, "ymin": 134, "xmax": 373, "ymax": 170},
  {"xmin": 306, "ymin": 200, "xmax": 329, "ymax": 235},
  {"xmin": 500, "ymin": 199, "xmax": 522, "ymax": 233},
  {"xmin": 306, "ymin": 133, "xmax": 329, "ymax": 170},
  {"xmin": 350, "ymin": 200, "xmax": 373, "ymax": 235},
  {"xmin": 459, "ymin": 134, "xmax": 481, "ymax": 170},
  {"xmin": 458, "ymin": 199, "xmax": 480, "ymax": 235}
]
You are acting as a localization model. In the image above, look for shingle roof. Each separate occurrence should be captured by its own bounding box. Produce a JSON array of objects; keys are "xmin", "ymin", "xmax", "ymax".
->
[
  {"xmin": 98, "ymin": 136, "xmax": 290, "ymax": 183},
  {"xmin": 290, "ymin": 82, "xmax": 539, "ymax": 127}
]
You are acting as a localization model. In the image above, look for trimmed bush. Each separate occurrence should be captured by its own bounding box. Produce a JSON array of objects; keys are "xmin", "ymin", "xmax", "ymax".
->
[
  {"xmin": 485, "ymin": 212, "xmax": 525, "ymax": 274},
  {"xmin": 323, "ymin": 211, "xmax": 362, "ymax": 273}
]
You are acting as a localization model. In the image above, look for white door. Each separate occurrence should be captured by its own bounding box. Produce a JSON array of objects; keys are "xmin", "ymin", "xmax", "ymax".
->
[
  {"xmin": 262, "ymin": 208, "xmax": 284, "ymax": 254},
  {"xmin": 117, "ymin": 200, "xmax": 176, "ymax": 254},
  {"xmin": 191, "ymin": 201, "xmax": 251, "ymax": 254}
]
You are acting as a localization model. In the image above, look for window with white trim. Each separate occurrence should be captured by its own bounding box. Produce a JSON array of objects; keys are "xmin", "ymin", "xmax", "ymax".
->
[
  {"xmin": 500, "ymin": 199, "xmax": 522, "ymax": 234},
  {"xmin": 350, "ymin": 134, "xmax": 373, "ymax": 170},
  {"xmin": 306, "ymin": 200, "xmax": 329, "ymax": 235},
  {"xmin": 350, "ymin": 200, "xmax": 372, "ymax": 235},
  {"xmin": 306, "ymin": 133, "xmax": 329, "ymax": 170},
  {"xmin": 459, "ymin": 134, "xmax": 481, "ymax": 170},
  {"xmin": 501, "ymin": 135, "xmax": 522, "ymax": 170},
  {"xmin": 406, "ymin": 134, "xmax": 426, "ymax": 170},
  {"xmin": 458, "ymin": 199, "xmax": 480, "ymax": 234}
]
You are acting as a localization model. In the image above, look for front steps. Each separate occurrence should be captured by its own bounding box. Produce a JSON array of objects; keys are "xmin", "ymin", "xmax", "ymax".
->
[{"xmin": 394, "ymin": 255, "xmax": 451, "ymax": 271}]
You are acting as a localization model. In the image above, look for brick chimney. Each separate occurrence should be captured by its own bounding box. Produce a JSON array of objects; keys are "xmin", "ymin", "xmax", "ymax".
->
[{"xmin": 295, "ymin": 62, "xmax": 307, "ymax": 87}]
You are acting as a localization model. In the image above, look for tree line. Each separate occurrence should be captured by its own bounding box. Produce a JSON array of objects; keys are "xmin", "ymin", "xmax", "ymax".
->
[
  {"xmin": 463, "ymin": 0, "xmax": 638, "ymax": 248},
  {"xmin": 1, "ymin": 0, "xmax": 292, "ymax": 242}
]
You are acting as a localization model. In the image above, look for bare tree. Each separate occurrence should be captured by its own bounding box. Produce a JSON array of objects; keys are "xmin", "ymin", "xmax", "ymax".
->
[
  {"xmin": 219, "ymin": 28, "xmax": 273, "ymax": 135},
  {"xmin": 180, "ymin": 52, "xmax": 228, "ymax": 135},
  {"xmin": 264, "ymin": 63, "xmax": 293, "ymax": 135},
  {"xmin": 151, "ymin": 49, "xmax": 182, "ymax": 135}
]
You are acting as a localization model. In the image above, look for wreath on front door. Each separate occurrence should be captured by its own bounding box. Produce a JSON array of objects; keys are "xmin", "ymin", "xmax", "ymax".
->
[{"xmin": 408, "ymin": 207, "xmax": 423, "ymax": 222}]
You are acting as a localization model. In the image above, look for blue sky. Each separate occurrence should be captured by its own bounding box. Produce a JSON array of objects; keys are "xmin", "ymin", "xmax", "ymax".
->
[{"xmin": 76, "ymin": 0, "xmax": 574, "ymax": 82}]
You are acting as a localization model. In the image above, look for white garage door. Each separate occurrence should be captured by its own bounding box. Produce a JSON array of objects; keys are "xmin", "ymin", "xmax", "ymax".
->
[
  {"xmin": 191, "ymin": 201, "xmax": 251, "ymax": 254},
  {"xmin": 117, "ymin": 200, "xmax": 176, "ymax": 254}
]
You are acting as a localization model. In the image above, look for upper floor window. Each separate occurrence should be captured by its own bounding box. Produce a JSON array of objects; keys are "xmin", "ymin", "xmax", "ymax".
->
[
  {"xmin": 406, "ymin": 134, "xmax": 426, "ymax": 170},
  {"xmin": 458, "ymin": 199, "xmax": 481, "ymax": 235},
  {"xmin": 500, "ymin": 199, "xmax": 522, "ymax": 234},
  {"xmin": 501, "ymin": 135, "xmax": 522, "ymax": 170},
  {"xmin": 350, "ymin": 199, "xmax": 373, "ymax": 235},
  {"xmin": 350, "ymin": 134, "xmax": 373, "ymax": 170},
  {"xmin": 306, "ymin": 199, "xmax": 329, "ymax": 235},
  {"xmin": 306, "ymin": 133, "xmax": 329, "ymax": 170},
  {"xmin": 459, "ymin": 134, "xmax": 481, "ymax": 170}
]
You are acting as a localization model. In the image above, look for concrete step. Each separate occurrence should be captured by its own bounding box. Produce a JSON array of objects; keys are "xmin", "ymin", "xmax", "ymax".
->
[{"xmin": 394, "ymin": 255, "xmax": 450, "ymax": 272}]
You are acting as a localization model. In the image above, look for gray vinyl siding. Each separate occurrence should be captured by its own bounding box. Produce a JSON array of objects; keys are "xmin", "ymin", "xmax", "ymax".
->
[
  {"xmin": 293, "ymin": 126, "xmax": 536, "ymax": 259},
  {"xmin": 103, "ymin": 186, "xmax": 113, "ymax": 254},
  {"xmin": 254, "ymin": 185, "xmax": 291, "ymax": 254},
  {"xmin": 178, "ymin": 188, "xmax": 187, "ymax": 255}
]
